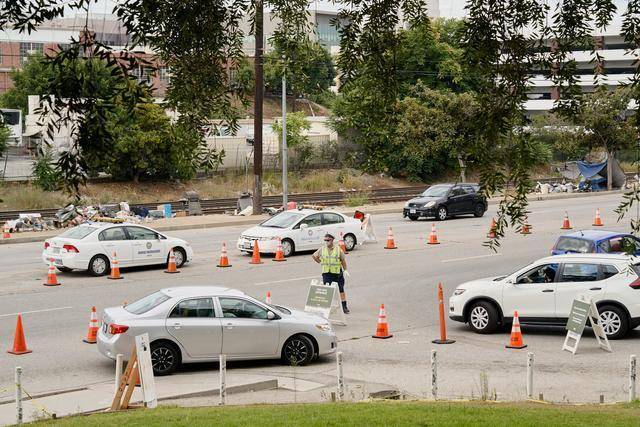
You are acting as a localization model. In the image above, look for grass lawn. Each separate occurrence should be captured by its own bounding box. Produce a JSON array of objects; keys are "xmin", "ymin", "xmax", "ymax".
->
[{"xmin": 35, "ymin": 400, "xmax": 640, "ymax": 426}]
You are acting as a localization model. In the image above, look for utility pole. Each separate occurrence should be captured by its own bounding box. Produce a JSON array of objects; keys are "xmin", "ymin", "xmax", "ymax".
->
[
  {"xmin": 253, "ymin": 0, "xmax": 264, "ymax": 215},
  {"xmin": 282, "ymin": 69, "xmax": 288, "ymax": 208}
]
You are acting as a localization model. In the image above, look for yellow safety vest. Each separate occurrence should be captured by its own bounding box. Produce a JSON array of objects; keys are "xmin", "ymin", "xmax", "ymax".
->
[{"xmin": 321, "ymin": 246, "xmax": 342, "ymax": 274}]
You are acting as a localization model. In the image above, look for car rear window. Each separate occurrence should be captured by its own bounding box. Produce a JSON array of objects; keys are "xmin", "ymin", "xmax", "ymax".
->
[
  {"xmin": 58, "ymin": 226, "xmax": 98, "ymax": 240},
  {"xmin": 125, "ymin": 291, "xmax": 171, "ymax": 315},
  {"xmin": 555, "ymin": 237, "xmax": 594, "ymax": 253}
]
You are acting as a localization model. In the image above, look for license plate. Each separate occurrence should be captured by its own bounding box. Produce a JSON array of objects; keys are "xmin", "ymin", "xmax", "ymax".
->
[
  {"xmin": 243, "ymin": 241, "xmax": 252, "ymax": 249},
  {"xmin": 53, "ymin": 258, "xmax": 62, "ymax": 265},
  {"xmin": 53, "ymin": 248, "xmax": 61, "ymax": 254},
  {"xmin": 410, "ymin": 209, "xmax": 416, "ymax": 214}
]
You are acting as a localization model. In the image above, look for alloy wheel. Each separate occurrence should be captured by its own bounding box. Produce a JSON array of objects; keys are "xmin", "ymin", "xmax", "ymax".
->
[
  {"xmin": 284, "ymin": 338, "xmax": 309, "ymax": 364},
  {"xmin": 600, "ymin": 311, "xmax": 621, "ymax": 336},
  {"xmin": 470, "ymin": 306, "xmax": 489, "ymax": 330},
  {"xmin": 152, "ymin": 347, "xmax": 175, "ymax": 373},
  {"xmin": 93, "ymin": 258, "xmax": 107, "ymax": 275}
]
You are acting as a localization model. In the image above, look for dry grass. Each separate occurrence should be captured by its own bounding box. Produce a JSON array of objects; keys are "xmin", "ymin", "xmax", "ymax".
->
[{"xmin": 0, "ymin": 183, "xmax": 71, "ymax": 210}]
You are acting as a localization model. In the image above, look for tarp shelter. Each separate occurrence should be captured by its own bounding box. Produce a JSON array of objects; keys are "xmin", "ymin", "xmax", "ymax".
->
[{"xmin": 557, "ymin": 157, "xmax": 625, "ymax": 190}]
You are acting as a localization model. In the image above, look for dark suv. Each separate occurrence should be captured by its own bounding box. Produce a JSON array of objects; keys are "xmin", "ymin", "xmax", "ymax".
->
[{"xmin": 402, "ymin": 184, "xmax": 487, "ymax": 221}]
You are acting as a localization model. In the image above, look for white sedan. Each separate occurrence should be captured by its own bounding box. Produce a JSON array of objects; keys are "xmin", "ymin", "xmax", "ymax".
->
[
  {"xmin": 42, "ymin": 222, "xmax": 194, "ymax": 276},
  {"xmin": 237, "ymin": 209, "xmax": 365, "ymax": 257}
]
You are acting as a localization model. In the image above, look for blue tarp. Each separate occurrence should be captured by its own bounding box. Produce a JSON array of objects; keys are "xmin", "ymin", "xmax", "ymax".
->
[{"xmin": 577, "ymin": 160, "xmax": 607, "ymax": 179}]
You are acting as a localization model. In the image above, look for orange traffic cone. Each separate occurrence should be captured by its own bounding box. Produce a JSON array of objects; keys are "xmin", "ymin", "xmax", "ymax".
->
[
  {"xmin": 521, "ymin": 217, "xmax": 531, "ymax": 235},
  {"xmin": 249, "ymin": 240, "xmax": 263, "ymax": 264},
  {"xmin": 593, "ymin": 208, "xmax": 603, "ymax": 226},
  {"xmin": 273, "ymin": 239, "xmax": 287, "ymax": 262},
  {"xmin": 372, "ymin": 304, "xmax": 393, "ymax": 339},
  {"xmin": 108, "ymin": 251, "xmax": 123, "ymax": 280},
  {"xmin": 384, "ymin": 227, "xmax": 397, "ymax": 249},
  {"xmin": 217, "ymin": 242, "xmax": 232, "ymax": 267},
  {"xmin": 488, "ymin": 218, "xmax": 497, "ymax": 238},
  {"xmin": 164, "ymin": 249, "xmax": 180, "ymax": 274},
  {"xmin": 266, "ymin": 291, "xmax": 272, "ymax": 304},
  {"xmin": 43, "ymin": 259, "xmax": 61, "ymax": 286},
  {"xmin": 83, "ymin": 306, "xmax": 99, "ymax": 344},
  {"xmin": 561, "ymin": 211, "xmax": 572, "ymax": 230},
  {"xmin": 2, "ymin": 224, "xmax": 10, "ymax": 239},
  {"xmin": 427, "ymin": 223, "xmax": 440, "ymax": 245},
  {"xmin": 506, "ymin": 311, "xmax": 527, "ymax": 349},
  {"xmin": 7, "ymin": 314, "xmax": 32, "ymax": 355},
  {"xmin": 338, "ymin": 232, "xmax": 348, "ymax": 254}
]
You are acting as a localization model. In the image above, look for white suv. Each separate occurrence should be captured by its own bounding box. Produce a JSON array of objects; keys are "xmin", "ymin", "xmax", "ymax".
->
[{"xmin": 449, "ymin": 254, "xmax": 640, "ymax": 339}]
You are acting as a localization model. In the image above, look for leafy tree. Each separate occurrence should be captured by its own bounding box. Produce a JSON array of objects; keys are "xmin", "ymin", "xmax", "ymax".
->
[
  {"xmin": 32, "ymin": 147, "xmax": 62, "ymax": 191},
  {"xmin": 0, "ymin": 121, "xmax": 10, "ymax": 155},
  {"xmin": 0, "ymin": 53, "xmax": 50, "ymax": 116},
  {"xmin": 271, "ymin": 111, "xmax": 312, "ymax": 169},
  {"xmin": 529, "ymin": 113, "xmax": 589, "ymax": 161}
]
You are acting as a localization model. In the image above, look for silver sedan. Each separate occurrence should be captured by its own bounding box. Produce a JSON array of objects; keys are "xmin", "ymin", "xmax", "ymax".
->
[{"xmin": 97, "ymin": 286, "xmax": 337, "ymax": 375}]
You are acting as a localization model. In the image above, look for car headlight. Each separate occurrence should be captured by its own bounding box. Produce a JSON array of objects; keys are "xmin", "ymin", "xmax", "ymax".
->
[
  {"xmin": 453, "ymin": 288, "xmax": 466, "ymax": 296},
  {"xmin": 424, "ymin": 201, "xmax": 436, "ymax": 208},
  {"xmin": 404, "ymin": 202, "xmax": 410, "ymax": 208},
  {"xmin": 315, "ymin": 323, "xmax": 332, "ymax": 332}
]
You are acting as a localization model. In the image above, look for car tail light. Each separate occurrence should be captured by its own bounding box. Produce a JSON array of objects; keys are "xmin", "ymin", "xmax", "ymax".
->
[
  {"xmin": 109, "ymin": 324, "xmax": 129, "ymax": 334},
  {"xmin": 63, "ymin": 244, "xmax": 79, "ymax": 253},
  {"xmin": 44, "ymin": 242, "xmax": 50, "ymax": 249},
  {"xmin": 629, "ymin": 278, "xmax": 640, "ymax": 289}
]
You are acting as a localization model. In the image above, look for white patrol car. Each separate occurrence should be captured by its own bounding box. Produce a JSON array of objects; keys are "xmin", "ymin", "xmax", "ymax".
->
[
  {"xmin": 237, "ymin": 209, "xmax": 365, "ymax": 257},
  {"xmin": 42, "ymin": 222, "xmax": 194, "ymax": 276}
]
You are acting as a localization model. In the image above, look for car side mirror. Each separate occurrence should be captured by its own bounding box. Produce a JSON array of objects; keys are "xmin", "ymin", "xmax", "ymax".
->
[
  {"xmin": 267, "ymin": 311, "xmax": 276, "ymax": 320},
  {"xmin": 300, "ymin": 223, "xmax": 308, "ymax": 230}
]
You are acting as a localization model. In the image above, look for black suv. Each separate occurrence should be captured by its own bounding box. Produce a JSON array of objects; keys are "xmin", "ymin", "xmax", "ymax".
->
[{"xmin": 402, "ymin": 183, "xmax": 487, "ymax": 221}]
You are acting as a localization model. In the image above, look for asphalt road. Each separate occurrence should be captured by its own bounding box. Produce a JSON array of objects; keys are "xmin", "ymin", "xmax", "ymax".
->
[{"xmin": 0, "ymin": 191, "xmax": 636, "ymax": 403}]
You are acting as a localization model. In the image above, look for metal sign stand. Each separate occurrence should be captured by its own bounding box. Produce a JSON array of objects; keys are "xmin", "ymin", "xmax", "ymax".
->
[
  {"xmin": 588, "ymin": 300, "xmax": 612, "ymax": 353},
  {"xmin": 327, "ymin": 281, "xmax": 347, "ymax": 326},
  {"xmin": 563, "ymin": 297, "xmax": 611, "ymax": 354},
  {"xmin": 304, "ymin": 280, "xmax": 346, "ymax": 326}
]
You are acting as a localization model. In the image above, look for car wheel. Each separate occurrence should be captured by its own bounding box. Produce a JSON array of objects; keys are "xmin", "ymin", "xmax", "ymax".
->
[
  {"xmin": 171, "ymin": 247, "xmax": 187, "ymax": 268},
  {"xmin": 473, "ymin": 203, "xmax": 485, "ymax": 218},
  {"xmin": 56, "ymin": 267, "xmax": 73, "ymax": 273},
  {"xmin": 437, "ymin": 206, "xmax": 448, "ymax": 221},
  {"xmin": 467, "ymin": 301, "xmax": 499, "ymax": 334},
  {"xmin": 282, "ymin": 334, "xmax": 315, "ymax": 366},
  {"xmin": 281, "ymin": 239, "xmax": 295, "ymax": 257},
  {"xmin": 151, "ymin": 341, "xmax": 181, "ymax": 376},
  {"xmin": 598, "ymin": 305, "xmax": 629, "ymax": 339},
  {"xmin": 88, "ymin": 255, "xmax": 109, "ymax": 277},
  {"xmin": 343, "ymin": 233, "xmax": 357, "ymax": 251},
  {"xmin": 408, "ymin": 215, "xmax": 419, "ymax": 221}
]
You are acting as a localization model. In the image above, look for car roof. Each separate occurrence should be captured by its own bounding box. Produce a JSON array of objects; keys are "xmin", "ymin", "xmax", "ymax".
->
[
  {"xmin": 538, "ymin": 253, "xmax": 638, "ymax": 265},
  {"xmin": 160, "ymin": 286, "xmax": 246, "ymax": 298},
  {"xmin": 78, "ymin": 221, "xmax": 152, "ymax": 229},
  {"xmin": 560, "ymin": 229, "xmax": 629, "ymax": 241},
  {"xmin": 287, "ymin": 209, "xmax": 342, "ymax": 215},
  {"xmin": 427, "ymin": 183, "xmax": 479, "ymax": 188}
]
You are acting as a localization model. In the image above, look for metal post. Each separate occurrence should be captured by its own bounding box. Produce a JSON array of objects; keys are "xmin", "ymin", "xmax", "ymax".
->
[
  {"xmin": 431, "ymin": 350, "xmax": 437, "ymax": 400},
  {"xmin": 282, "ymin": 72, "xmax": 288, "ymax": 208},
  {"xmin": 15, "ymin": 366, "xmax": 22, "ymax": 425},
  {"xmin": 252, "ymin": 0, "xmax": 264, "ymax": 215},
  {"xmin": 526, "ymin": 352, "xmax": 534, "ymax": 399},
  {"xmin": 219, "ymin": 354, "xmax": 226, "ymax": 406},
  {"xmin": 630, "ymin": 354, "xmax": 637, "ymax": 402},
  {"xmin": 336, "ymin": 351, "xmax": 344, "ymax": 401},
  {"xmin": 115, "ymin": 354, "xmax": 123, "ymax": 395}
]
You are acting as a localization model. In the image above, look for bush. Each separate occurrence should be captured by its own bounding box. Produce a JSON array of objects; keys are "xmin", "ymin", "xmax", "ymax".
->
[{"xmin": 32, "ymin": 148, "xmax": 62, "ymax": 191}]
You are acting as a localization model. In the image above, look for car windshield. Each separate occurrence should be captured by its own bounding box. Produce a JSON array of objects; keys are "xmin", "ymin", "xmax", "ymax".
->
[
  {"xmin": 268, "ymin": 304, "xmax": 291, "ymax": 315},
  {"xmin": 58, "ymin": 226, "xmax": 98, "ymax": 240},
  {"xmin": 125, "ymin": 291, "xmax": 171, "ymax": 315},
  {"xmin": 555, "ymin": 237, "xmax": 594, "ymax": 253},
  {"xmin": 421, "ymin": 185, "xmax": 451, "ymax": 198},
  {"xmin": 260, "ymin": 212, "xmax": 304, "ymax": 228}
]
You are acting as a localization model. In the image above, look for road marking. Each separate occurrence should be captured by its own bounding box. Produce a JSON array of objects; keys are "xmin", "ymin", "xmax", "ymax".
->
[
  {"xmin": 0, "ymin": 306, "xmax": 73, "ymax": 318},
  {"xmin": 441, "ymin": 253, "xmax": 501, "ymax": 263},
  {"xmin": 254, "ymin": 275, "xmax": 318, "ymax": 286}
]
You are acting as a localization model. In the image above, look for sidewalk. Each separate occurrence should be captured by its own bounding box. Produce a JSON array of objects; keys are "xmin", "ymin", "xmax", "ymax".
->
[{"xmin": 0, "ymin": 189, "xmax": 623, "ymax": 245}]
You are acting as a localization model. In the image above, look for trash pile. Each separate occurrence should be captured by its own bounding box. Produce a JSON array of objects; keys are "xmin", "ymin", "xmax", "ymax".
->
[{"xmin": 534, "ymin": 181, "xmax": 576, "ymax": 194}]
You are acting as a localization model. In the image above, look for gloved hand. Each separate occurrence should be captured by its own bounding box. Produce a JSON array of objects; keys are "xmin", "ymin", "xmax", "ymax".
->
[{"xmin": 343, "ymin": 270, "xmax": 351, "ymax": 278}]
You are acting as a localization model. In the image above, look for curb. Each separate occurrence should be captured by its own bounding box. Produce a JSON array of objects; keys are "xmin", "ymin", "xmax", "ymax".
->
[
  {"xmin": 158, "ymin": 378, "xmax": 278, "ymax": 402},
  {"xmin": 0, "ymin": 190, "xmax": 624, "ymax": 246}
]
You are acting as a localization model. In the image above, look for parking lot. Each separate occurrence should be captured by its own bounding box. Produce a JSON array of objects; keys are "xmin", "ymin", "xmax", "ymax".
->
[{"xmin": 0, "ymin": 191, "xmax": 637, "ymax": 404}]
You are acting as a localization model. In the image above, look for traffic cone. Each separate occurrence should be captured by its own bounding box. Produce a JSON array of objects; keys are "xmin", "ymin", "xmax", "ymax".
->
[
  {"xmin": 593, "ymin": 208, "xmax": 603, "ymax": 226},
  {"xmin": 43, "ymin": 259, "xmax": 61, "ymax": 286},
  {"xmin": 273, "ymin": 239, "xmax": 287, "ymax": 262},
  {"xmin": 488, "ymin": 218, "xmax": 497, "ymax": 238},
  {"xmin": 432, "ymin": 282, "xmax": 455, "ymax": 344},
  {"xmin": 427, "ymin": 223, "xmax": 440, "ymax": 245},
  {"xmin": 83, "ymin": 306, "xmax": 99, "ymax": 344},
  {"xmin": 266, "ymin": 291, "xmax": 272, "ymax": 304},
  {"xmin": 561, "ymin": 211, "xmax": 572, "ymax": 230},
  {"xmin": 108, "ymin": 251, "xmax": 123, "ymax": 280},
  {"xmin": 384, "ymin": 227, "xmax": 397, "ymax": 249},
  {"xmin": 505, "ymin": 311, "xmax": 527, "ymax": 349},
  {"xmin": 249, "ymin": 240, "xmax": 263, "ymax": 264},
  {"xmin": 7, "ymin": 314, "xmax": 32, "ymax": 355},
  {"xmin": 372, "ymin": 304, "xmax": 393, "ymax": 339},
  {"xmin": 164, "ymin": 249, "xmax": 180, "ymax": 274},
  {"xmin": 2, "ymin": 224, "xmax": 10, "ymax": 239},
  {"xmin": 338, "ymin": 232, "xmax": 348, "ymax": 254},
  {"xmin": 217, "ymin": 242, "xmax": 232, "ymax": 268},
  {"xmin": 521, "ymin": 217, "xmax": 531, "ymax": 235}
]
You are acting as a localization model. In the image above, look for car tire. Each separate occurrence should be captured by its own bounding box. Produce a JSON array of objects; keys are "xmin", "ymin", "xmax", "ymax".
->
[
  {"xmin": 281, "ymin": 239, "xmax": 295, "ymax": 257},
  {"xmin": 343, "ymin": 233, "xmax": 357, "ymax": 251},
  {"xmin": 408, "ymin": 215, "xmax": 419, "ymax": 221},
  {"xmin": 170, "ymin": 247, "xmax": 187, "ymax": 268},
  {"xmin": 56, "ymin": 267, "xmax": 73, "ymax": 273},
  {"xmin": 467, "ymin": 301, "xmax": 499, "ymax": 334},
  {"xmin": 150, "ymin": 341, "xmax": 181, "ymax": 376},
  {"xmin": 473, "ymin": 203, "xmax": 485, "ymax": 218},
  {"xmin": 598, "ymin": 305, "xmax": 629, "ymax": 339},
  {"xmin": 436, "ymin": 206, "xmax": 448, "ymax": 221},
  {"xmin": 88, "ymin": 255, "xmax": 110, "ymax": 277},
  {"xmin": 282, "ymin": 334, "xmax": 315, "ymax": 366}
]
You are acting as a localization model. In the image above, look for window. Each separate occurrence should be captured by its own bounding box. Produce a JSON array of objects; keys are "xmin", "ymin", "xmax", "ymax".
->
[
  {"xmin": 158, "ymin": 67, "xmax": 170, "ymax": 83},
  {"xmin": 421, "ymin": 185, "xmax": 451, "ymax": 198},
  {"xmin": 450, "ymin": 187, "xmax": 465, "ymax": 197},
  {"xmin": 462, "ymin": 186, "xmax": 476, "ymax": 195},
  {"xmin": 559, "ymin": 263, "xmax": 599, "ymax": 282},
  {"xmin": 298, "ymin": 214, "xmax": 322, "ymax": 228},
  {"xmin": 554, "ymin": 237, "xmax": 594, "ymax": 254},
  {"xmin": 99, "ymin": 227, "xmax": 127, "ymax": 241},
  {"xmin": 169, "ymin": 298, "xmax": 215, "ymax": 318},
  {"xmin": 322, "ymin": 213, "xmax": 344, "ymax": 225},
  {"xmin": 517, "ymin": 263, "xmax": 558, "ymax": 284},
  {"xmin": 602, "ymin": 236, "xmax": 640, "ymax": 254},
  {"xmin": 126, "ymin": 227, "xmax": 158, "ymax": 240},
  {"xmin": 58, "ymin": 226, "xmax": 98, "ymax": 240},
  {"xmin": 602, "ymin": 265, "xmax": 619, "ymax": 280},
  {"xmin": 219, "ymin": 298, "xmax": 268, "ymax": 319},
  {"xmin": 125, "ymin": 291, "xmax": 170, "ymax": 315},
  {"xmin": 19, "ymin": 42, "xmax": 43, "ymax": 64},
  {"xmin": 261, "ymin": 212, "xmax": 304, "ymax": 229}
]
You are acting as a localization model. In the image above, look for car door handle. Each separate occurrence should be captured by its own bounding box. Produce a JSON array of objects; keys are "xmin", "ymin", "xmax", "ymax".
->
[
  {"xmin": 171, "ymin": 323, "xmax": 181, "ymax": 330},
  {"xmin": 225, "ymin": 323, "xmax": 234, "ymax": 329},
  {"xmin": 589, "ymin": 287, "xmax": 602, "ymax": 291},
  {"xmin": 542, "ymin": 289, "xmax": 554, "ymax": 293}
]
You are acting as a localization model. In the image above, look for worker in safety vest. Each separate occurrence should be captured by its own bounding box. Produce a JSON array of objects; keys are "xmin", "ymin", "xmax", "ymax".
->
[{"xmin": 312, "ymin": 233, "xmax": 350, "ymax": 313}]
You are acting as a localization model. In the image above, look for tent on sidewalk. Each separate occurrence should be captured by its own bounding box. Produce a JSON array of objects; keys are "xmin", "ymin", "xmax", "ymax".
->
[{"xmin": 556, "ymin": 156, "xmax": 625, "ymax": 190}]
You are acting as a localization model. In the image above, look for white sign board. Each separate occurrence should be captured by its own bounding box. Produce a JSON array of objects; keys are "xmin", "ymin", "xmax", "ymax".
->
[
  {"xmin": 304, "ymin": 280, "xmax": 346, "ymax": 326},
  {"xmin": 562, "ymin": 298, "xmax": 612, "ymax": 354},
  {"xmin": 135, "ymin": 333, "xmax": 157, "ymax": 408}
]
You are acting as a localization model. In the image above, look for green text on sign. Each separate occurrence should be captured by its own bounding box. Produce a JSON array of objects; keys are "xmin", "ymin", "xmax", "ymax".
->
[{"xmin": 566, "ymin": 299, "xmax": 590, "ymax": 334}]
